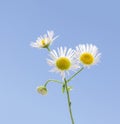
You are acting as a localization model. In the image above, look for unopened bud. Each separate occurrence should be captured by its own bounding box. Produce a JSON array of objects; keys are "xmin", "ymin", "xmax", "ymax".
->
[{"xmin": 37, "ymin": 86, "xmax": 48, "ymax": 95}]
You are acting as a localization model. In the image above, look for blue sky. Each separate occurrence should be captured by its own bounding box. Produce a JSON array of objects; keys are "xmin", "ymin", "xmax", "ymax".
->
[{"xmin": 0, "ymin": 0, "xmax": 120, "ymax": 124}]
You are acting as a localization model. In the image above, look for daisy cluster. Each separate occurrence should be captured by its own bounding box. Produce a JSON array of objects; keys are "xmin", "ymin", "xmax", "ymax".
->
[{"xmin": 31, "ymin": 30, "xmax": 101, "ymax": 95}]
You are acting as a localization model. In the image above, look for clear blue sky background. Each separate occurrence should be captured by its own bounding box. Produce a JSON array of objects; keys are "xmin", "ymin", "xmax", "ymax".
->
[{"xmin": 0, "ymin": 0, "xmax": 120, "ymax": 124}]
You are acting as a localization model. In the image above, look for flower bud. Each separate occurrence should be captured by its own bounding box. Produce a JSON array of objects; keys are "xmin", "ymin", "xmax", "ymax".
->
[{"xmin": 37, "ymin": 86, "xmax": 48, "ymax": 95}]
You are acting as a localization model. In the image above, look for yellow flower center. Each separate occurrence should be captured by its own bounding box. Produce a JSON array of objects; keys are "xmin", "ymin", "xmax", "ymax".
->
[
  {"xmin": 41, "ymin": 39, "xmax": 46, "ymax": 46},
  {"xmin": 56, "ymin": 57, "xmax": 71, "ymax": 70},
  {"xmin": 80, "ymin": 53, "xmax": 94, "ymax": 65}
]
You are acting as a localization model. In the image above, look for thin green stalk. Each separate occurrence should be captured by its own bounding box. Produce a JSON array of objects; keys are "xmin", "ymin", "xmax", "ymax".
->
[
  {"xmin": 64, "ymin": 78, "xmax": 74, "ymax": 124},
  {"xmin": 44, "ymin": 79, "xmax": 63, "ymax": 87},
  {"xmin": 46, "ymin": 46, "xmax": 51, "ymax": 51},
  {"xmin": 67, "ymin": 67, "xmax": 84, "ymax": 83}
]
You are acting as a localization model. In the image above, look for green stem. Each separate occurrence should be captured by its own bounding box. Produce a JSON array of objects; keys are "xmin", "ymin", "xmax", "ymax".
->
[
  {"xmin": 46, "ymin": 46, "xmax": 51, "ymax": 52},
  {"xmin": 44, "ymin": 79, "xmax": 63, "ymax": 87},
  {"xmin": 67, "ymin": 67, "xmax": 84, "ymax": 83},
  {"xmin": 64, "ymin": 78, "xmax": 74, "ymax": 124}
]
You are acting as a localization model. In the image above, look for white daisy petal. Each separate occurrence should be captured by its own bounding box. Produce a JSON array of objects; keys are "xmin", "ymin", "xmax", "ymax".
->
[
  {"xmin": 47, "ymin": 30, "xmax": 54, "ymax": 38},
  {"xmin": 63, "ymin": 47, "xmax": 67, "ymax": 56}
]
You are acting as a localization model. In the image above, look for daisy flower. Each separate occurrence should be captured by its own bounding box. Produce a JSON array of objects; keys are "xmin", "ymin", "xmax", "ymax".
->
[
  {"xmin": 75, "ymin": 44, "xmax": 101, "ymax": 67},
  {"xmin": 47, "ymin": 47, "xmax": 80, "ymax": 80},
  {"xmin": 30, "ymin": 30, "xmax": 58, "ymax": 49}
]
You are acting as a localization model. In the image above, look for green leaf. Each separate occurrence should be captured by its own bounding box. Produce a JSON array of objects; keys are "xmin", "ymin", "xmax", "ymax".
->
[{"xmin": 67, "ymin": 86, "xmax": 73, "ymax": 92}]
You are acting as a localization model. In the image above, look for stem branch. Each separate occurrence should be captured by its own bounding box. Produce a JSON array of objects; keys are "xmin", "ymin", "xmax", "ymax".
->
[
  {"xmin": 44, "ymin": 79, "xmax": 63, "ymax": 87},
  {"xmin": 67, "ymin": 67, "xmax": 84, "ymax": 83}
]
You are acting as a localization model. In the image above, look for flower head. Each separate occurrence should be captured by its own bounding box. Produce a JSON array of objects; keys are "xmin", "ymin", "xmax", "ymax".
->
[
  {"xmin": 75, "ymin": 44, "xmax": 101, "ymax": 67},
  {"xmin": 37, "ymin": 86, "xmax": 48, "ymax": 95},
  {"xmin": 47, "ymin": 47, "xmax": 80, "ymax": 79},
  {"xmin": 30, "ymin": 31, "xmax": 58, "ymax": 49}
]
